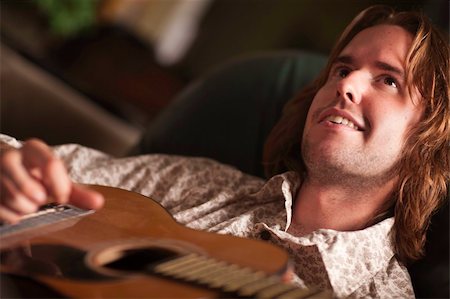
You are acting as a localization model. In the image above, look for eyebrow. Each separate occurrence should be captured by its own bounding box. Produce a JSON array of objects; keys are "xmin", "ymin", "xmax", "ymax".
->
[
  {"xmin": 334, "ymin": 55, "xmax": 405, "ymax": 78},
  {"xmin": 334, "ymin": 55, "xmax": 353, "ymax": 65},
  {"xmin": 374, "ymin": 61, "xmax": 404, "ymax": 77}
]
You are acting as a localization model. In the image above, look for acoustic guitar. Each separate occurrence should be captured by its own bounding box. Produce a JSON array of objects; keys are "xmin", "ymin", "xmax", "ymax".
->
[{"xmin": 0, "ymin": 185, "xmax": 328, "ymax": 298}]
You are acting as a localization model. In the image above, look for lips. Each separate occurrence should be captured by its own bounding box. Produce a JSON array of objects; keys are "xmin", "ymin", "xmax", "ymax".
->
[{"xmin": 319, "ymin": 109, "xmax": 365, "ymax": 131}]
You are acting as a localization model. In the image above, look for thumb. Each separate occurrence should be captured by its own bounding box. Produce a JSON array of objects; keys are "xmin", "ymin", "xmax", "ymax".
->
[{"xmin": 68, "ymin": 184, "xmax": 104, "ymax": 210}]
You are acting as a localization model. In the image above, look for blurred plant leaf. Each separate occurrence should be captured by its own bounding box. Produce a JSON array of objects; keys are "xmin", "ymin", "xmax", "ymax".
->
[{"xmin": 34, "ymin": 0, "xmax": 99, "ymax": 36}]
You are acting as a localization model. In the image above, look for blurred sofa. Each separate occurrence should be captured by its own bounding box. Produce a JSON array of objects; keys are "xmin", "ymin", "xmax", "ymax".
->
[{"xmin": 0, "ymin": 43, "xmax": 142, "ymax": 156}]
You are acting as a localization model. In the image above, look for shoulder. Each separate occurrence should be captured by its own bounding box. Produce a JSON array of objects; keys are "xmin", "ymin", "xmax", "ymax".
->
[{"xmin": 349, "ymin": 256, "xmax": 414, "ymax": 298}]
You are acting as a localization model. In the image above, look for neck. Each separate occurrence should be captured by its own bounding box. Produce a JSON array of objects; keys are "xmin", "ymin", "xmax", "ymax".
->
[{"xmin": 291, "ymin": 176, "xmax": 395, "ymax": 235}]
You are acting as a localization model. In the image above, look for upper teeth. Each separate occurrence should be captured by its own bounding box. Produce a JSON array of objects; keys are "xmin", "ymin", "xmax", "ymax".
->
[{"xmin": 325, "ymin": 115, "xmax": 358, "ymax": 130}]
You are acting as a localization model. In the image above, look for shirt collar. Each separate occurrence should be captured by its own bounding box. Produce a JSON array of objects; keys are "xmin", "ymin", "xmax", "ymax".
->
[{"xmin": 268, "ymin": 171, "xmax": 397, "ymax": 296}]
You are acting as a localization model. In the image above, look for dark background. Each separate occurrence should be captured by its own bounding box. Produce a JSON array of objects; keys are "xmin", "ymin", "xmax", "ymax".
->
[{"xmin": 0, "ymin": 0, "xmax": 448, "ymax": 154}]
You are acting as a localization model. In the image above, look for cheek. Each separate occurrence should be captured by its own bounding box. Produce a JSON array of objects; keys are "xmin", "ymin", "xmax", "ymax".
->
[
  {"xmin": 306, "ymin": 88, "xmax": 328, "ymax": 122},
  {"xmin": 365, "ymin": 89, "xmax": 423, "ymax": 135},
  {"xmin": 304, "ymin": 102, "xmax": 319, "ymax": 136},
  {"xmin": 369, "ymin": 107, "xmax": 417, "ymax": 146},
  {"xmin": 303, "ymin": 86, "xmax": 336, "ymax": 140},
  {"xmin": 313, "ymin": 85, "xmax": 332, "ymax": 104}
]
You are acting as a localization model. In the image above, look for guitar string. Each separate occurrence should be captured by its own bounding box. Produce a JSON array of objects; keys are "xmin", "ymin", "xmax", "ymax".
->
[
  {"xmin": 0, "ymin": 203, "xmax": 328, "ymax": 298},
  {"xmin": 153, "ymin": 253, "xmax": 325, "ymax": 299},
  {"xmin": 0, "ymin": 206, "xmax": 93, "ymax": 237}
]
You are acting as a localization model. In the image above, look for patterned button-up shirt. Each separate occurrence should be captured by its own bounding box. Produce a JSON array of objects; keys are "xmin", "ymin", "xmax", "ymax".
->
[{"xmin": 1, "ymin": 135, "xmax": 414, "ymax": 298}]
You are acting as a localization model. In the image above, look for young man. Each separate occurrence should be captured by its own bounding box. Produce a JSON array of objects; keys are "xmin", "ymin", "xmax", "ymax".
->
[{"xmin": 1, "ymin": 5, "xmax": 448, "ymax": 298}]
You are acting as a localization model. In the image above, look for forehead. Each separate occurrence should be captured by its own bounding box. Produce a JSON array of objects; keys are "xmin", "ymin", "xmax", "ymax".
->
[{"xmin": 340, "ymin": 24, "xmax": 414, "ymax": 66}]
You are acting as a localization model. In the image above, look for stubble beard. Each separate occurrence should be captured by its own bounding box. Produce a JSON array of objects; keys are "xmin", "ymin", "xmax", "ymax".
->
[{"xmin": 301, "ymin": 136, "xmax": 399, "ymax": 192}]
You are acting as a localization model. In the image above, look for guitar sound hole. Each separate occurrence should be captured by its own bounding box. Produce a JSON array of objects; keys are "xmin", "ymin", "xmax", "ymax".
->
[{"xmin": 103, "ymin": 247, "xmax": 180, "ymax": 272}]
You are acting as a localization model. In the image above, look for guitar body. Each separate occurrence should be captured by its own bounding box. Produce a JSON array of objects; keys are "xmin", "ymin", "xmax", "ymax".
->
[{"xmin": 0, "ymin": 185, "xmax": 293, "ymax": 298}]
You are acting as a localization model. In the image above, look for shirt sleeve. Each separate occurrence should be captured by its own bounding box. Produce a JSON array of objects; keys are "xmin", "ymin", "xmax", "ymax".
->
[{"xmin": 0, "ymin": 134, "xmax": 23, "ymax": 150}]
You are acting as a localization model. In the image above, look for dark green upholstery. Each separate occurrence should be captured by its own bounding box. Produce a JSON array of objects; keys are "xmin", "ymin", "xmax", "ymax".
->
[
  {"xmin": 138, "ymin": 51, "xmax": 326, "ymax": 177},
  {"xmin": 138, "ymin": 51, "xmax": 448, "ymax": 298}
]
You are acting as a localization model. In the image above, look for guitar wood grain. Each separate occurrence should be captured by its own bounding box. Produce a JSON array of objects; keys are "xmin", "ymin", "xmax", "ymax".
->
[{"xmin": 0, "ymin": 185, "xmax": 327, "ymax": 298}]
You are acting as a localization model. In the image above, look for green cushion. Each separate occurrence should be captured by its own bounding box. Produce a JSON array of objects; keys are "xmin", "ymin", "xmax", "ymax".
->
[{"xmin": 138, "ymin": 51, "xmax": 327, "ymax": 177}]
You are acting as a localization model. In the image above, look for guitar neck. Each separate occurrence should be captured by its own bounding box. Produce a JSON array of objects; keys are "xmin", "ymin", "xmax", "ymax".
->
[
  {"xmin": 0, "ymin": 185, "xmax": 329, "ymax": 298},
  {"xmin": 0, "ymin": 204, "xmax": 93, "ymax": 249}
]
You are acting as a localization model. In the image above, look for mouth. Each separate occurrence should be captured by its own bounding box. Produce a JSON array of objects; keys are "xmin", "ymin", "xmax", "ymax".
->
[
  {"xmin": 324, "ymin": 115, "xmax": 361, "ymax": 130},
  {"xmin": 319, "ymin": 110, "xmax": 366, "ymax": 131}
]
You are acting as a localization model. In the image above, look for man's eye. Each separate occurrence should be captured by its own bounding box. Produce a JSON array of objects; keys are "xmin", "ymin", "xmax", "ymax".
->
[
  {"xmin": 338, "ymin": 68, "xmax": 350, "ymax": 78},
  {"xmin": 383, "ymin": 77, "xmax": 398, "ymax": 88}
]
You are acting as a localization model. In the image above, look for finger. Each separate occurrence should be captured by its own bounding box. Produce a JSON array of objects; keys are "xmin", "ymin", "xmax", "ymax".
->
[
  {"xmin": 0, "ymin": 206, "xmax": 21, "ymax": 224},
  {"xmin": 281, "ymin": 265, "xmax": 295, "ymax": 283},
  {"xmin": 0, "ymin": 176, "xmax": 40, "ymax": 215},
  {"xmin": 21, "ymin": 139, "xmax": 71, "ymax": 204},
  {"xmin": 42, "ymin": 158, "xmax": 71, "ymax": 204},
  {"xmin": 1, "ymin": 149, "xmax": 47, "ymax": 204},
  {"xmin": 69, "ymin": 184, "xmax": 104, "ymax": 210}
]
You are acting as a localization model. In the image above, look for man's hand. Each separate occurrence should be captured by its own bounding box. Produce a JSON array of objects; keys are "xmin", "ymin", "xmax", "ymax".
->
[{"xmin": 0, "ymin": 139, "xmax": 104, "ymax": 223}]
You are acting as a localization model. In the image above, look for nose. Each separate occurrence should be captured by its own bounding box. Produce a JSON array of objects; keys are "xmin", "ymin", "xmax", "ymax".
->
[{"xmin": 336, "ymin": 71, "xmax": 365, "ymax": 104}]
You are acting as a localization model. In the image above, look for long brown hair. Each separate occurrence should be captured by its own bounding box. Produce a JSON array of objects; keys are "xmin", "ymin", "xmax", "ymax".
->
[{"xmin": 263, "ymin": 5, "xmax": 449, "ymax": 263}]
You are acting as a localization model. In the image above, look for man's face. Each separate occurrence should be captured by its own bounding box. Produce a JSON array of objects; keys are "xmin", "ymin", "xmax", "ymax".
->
[{"xmin": 302, "ymin": 25, "xmax": 423, "ymax": 187}]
